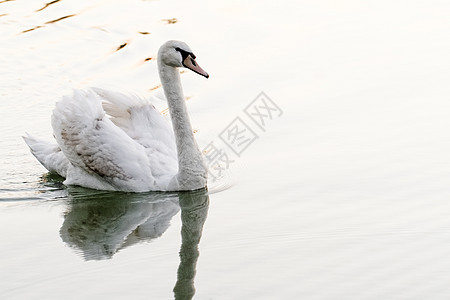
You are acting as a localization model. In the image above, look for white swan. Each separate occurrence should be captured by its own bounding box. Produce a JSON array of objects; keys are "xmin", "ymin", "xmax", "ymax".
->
[{"xmin": 24, "ymin": 40, "xmax": 209, "ymax": 192}]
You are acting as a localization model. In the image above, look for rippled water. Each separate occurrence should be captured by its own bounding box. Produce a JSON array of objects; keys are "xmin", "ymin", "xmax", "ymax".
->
[{"xmin": 2, "ymin": 0, "xmax": 450, "ymax": 299}]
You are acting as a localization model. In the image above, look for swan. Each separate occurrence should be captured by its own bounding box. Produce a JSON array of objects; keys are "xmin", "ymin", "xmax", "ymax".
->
[{"xmin": 24, "ymin": 40, "xmax": 209, "ymax": 192}]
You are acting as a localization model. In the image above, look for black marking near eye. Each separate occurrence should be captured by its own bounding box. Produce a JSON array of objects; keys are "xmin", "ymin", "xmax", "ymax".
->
[
  {"xmin": 190, "ymin": 57, "xmax": 197, "ymax": 66},
  {"xmin": 175, "ymin": 47, "xmax": 196, "ymax": 60}
]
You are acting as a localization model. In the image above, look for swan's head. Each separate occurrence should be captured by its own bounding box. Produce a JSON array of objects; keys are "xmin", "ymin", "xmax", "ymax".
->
[{"xmin": 158, "ymin": 40, "xmax": 209, "ymax": 78}]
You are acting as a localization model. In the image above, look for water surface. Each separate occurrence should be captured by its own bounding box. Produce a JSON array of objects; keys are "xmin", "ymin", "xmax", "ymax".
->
[{"xmin": 2, "ymin": 0, "xmax": 450, "ymax": 299}]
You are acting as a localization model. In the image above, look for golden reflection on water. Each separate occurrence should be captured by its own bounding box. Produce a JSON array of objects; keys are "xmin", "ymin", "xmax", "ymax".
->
[
  {"xmin": 21, "ymin": 14, "xmax": 77, "ymax": 33},
  {"xmin": 35, "ymin": 0, "xmax": 62, "ymax": 12}
]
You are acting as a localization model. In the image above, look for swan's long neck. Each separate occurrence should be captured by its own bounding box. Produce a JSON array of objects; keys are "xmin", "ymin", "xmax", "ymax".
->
[{"xmin": 158, "ymin": 63, "xmax": 207, "ymax": 190}]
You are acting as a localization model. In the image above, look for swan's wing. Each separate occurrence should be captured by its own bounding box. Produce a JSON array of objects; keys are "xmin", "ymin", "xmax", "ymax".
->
[
  {"xmin": 92, "ymin": 88, "xmax": 178, "ymax": 177},
  {"xmin": 23, "ymin": 134, "xmax": 69, "ymax": 177},
  {"xmin": 51, "ymin": 90, "xmax": 157, "ymax": 192}
]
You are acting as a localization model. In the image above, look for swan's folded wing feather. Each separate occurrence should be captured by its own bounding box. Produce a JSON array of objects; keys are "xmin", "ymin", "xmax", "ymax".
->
[
  {"xmin": 51, "ymin": 90, "xmax": 156, "ymax": 191},
  {"xmin": 93, "ymin": 88, "xmax": 178, "ymax": 177}
]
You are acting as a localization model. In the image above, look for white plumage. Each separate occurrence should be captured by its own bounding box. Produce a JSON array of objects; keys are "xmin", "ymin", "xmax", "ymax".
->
[{"xmin": 24, "ymin": 40, "xmax": 209, "ymax": 192}]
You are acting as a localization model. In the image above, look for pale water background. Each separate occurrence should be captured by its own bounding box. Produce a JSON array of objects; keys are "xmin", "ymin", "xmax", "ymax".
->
[{"xmin": 1, "ymin": 0, "xmax": 450, "ymax": 299}]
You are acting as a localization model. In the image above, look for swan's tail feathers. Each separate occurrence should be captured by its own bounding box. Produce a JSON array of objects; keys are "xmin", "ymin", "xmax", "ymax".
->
[{"xmin": 23, "ymin": 133, "xmax": 69, "ymax": 178}]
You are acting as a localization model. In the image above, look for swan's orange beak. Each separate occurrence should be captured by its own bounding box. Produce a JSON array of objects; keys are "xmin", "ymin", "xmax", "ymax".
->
[{"xmin": 183, "ymin": 55, "xmax": 209, "ymax": 78}]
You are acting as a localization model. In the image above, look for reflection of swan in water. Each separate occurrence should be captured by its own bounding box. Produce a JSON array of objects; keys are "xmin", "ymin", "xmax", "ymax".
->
[
  {"xmin": 174, "ymin": 189, "xmax": 209, "ymax": 300},
  {"xmin": 59, "ymin": 187, "xmax": 209, "ymax": 299},
  {"xmin": 60, "ymin": 187, "xmax": 181, "ymax": 260}
]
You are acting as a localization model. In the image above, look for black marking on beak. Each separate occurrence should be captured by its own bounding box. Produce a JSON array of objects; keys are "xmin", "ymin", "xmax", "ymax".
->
[{"xmin": 175, "ymin": 47, "xmax": 196, "ymax": 60}]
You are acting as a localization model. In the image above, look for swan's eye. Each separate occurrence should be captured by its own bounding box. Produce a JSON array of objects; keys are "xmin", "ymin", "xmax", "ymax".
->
[{"xmin": 175, "ymin": 47, "xmax": 189, "ymax": 60}]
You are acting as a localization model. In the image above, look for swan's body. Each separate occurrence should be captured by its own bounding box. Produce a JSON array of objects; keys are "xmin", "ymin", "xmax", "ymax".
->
[{"xmin": 24, "ymin": 40, "xmax": 209, "ymax": 192}]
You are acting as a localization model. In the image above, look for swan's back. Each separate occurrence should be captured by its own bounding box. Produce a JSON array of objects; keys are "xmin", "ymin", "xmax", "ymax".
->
[
  {"xmin": 50, "ymin": 89, "xmax": 177, "ymax": 191},
  {"xmin": 95, "ymin": 89, "xmax": 178, "ymax": 177}
]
